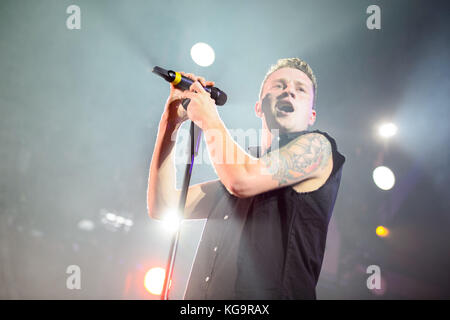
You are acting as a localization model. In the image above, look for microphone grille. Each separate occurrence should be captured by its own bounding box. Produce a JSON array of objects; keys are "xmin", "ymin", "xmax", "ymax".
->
[
  {"xmin": 216, "ymin": 92, "xmax": 227, "ymax": 106},
  {"xmin": 210, "ymin": 87, "xmax": 227, "ymax": 106}
]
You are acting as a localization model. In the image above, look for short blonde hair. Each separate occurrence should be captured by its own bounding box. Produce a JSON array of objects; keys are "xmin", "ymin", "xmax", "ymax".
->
[{"xmin": 259, "ymin": 58, "xmax": 317, "ymax": 108}]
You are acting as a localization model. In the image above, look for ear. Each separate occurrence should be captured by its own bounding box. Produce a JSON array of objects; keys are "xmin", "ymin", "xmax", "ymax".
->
[
  {"xmin": 308, "ymin": 109, "xmax": 317, "ymax": 126},
  {"xmin": 255, "ymin": 100, "xmax": 263, "ymax": 118}
]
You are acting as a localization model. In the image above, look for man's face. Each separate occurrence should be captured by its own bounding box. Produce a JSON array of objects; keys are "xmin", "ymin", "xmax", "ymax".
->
[{"xmin": 257, "ymin": 67, "xmax": 316, "ymax": 133}]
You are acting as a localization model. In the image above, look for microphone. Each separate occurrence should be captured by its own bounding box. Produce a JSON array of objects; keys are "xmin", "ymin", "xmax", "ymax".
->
[{"xmin": 152, "ymin": 66, "xmax": 227, "ymax": 106}]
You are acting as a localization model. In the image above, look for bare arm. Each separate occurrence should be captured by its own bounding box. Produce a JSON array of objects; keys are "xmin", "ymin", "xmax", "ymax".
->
[
  {"xmin": 201, "ymin": 117, "xmax": 332, "ymax": 198},
  {"xmin": 146, "ymin": 113, "xmax": 180, "ymax": 219},
  {"xmin": 147, "ymin": 74, "xmax": 218, "ymax": 220},
  {"xmin": 178, "ymin": 80, "xmax": 333, "ymax": 198}
]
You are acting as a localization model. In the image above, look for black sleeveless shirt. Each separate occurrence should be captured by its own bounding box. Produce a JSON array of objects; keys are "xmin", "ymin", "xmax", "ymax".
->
[{"xmin": 183, "ymin": 130, "xmax": 345, "ymax": 300}]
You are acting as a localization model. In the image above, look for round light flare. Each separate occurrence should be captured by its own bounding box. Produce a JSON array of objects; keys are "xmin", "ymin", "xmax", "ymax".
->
[
  {"xmin": 105, "ymin": 212, "xmax": 116, "ymax": 221},
  {"xmin": 378, "ymin": 122, "xmax": 398, "ymax": 138},
  {"xmin": 372, "ymin": 166, "xmax": 395, "ymax": 190},
  {"xmin": 161, "ymin": 209, "xmax": 181, "ymax": 233},
  {"xmin": 190, "ymin": 42, "xmax": 215, "ymax": 67},
  {"xmin": 376, "ymin": 225, "xmax": 390, "ymax": 238},
  {"xmin": 77, "ymin": 219, "xmax": 95, "ymax": 231},
  {"xmin": 144, "ymin": 267, "xmax": 166, "ymax": 295}
]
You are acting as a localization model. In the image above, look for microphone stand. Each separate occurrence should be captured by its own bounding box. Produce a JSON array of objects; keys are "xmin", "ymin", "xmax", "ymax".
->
[{"xmin": 161, "ymin": 99, "xmax": 202, "ymax": 300}]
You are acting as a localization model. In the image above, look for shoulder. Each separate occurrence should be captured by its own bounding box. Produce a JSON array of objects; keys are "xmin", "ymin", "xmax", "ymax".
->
[
  {"xmin": 258, "ymin": 131, "xmax": 333, "ymax": 187},
  {"xmin": 292, "ymin": 131, "xmax": 331, "ymax": 147},
  {"xmin": 308, "ymin": 130, "xmax": 346, "ymax": 175},
  {"xmin": 285, "ymin": 132, "xmax": 333, "ymax": 168},
  {"xmin": 288, "ymin": 131, "xmax": 342, "ymax": 193}
]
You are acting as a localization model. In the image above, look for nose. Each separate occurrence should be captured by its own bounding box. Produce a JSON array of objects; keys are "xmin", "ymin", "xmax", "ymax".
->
[{"xmin": 283, "ymin": 81, "xmax": 296, "ymax": 99}]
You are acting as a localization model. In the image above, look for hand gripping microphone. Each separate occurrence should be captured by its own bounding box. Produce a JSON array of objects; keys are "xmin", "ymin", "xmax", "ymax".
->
[
  {"xmin": 152, "ymin": 65, "xmax": 227, "ymax": 300},
  {"xmin": 152, "ymin": 66, "xmax": 228, "ymax": 107}
]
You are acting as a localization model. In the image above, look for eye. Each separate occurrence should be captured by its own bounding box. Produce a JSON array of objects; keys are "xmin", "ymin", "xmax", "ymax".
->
[{"xmin": 272, "ymin": 83, "xmax": 282, "ymax": 89}]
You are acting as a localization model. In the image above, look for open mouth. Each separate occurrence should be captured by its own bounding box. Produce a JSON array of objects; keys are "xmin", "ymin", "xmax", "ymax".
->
[{"xmin": 275, "ymin": 101, "xmax": 294, "ymax": 113}]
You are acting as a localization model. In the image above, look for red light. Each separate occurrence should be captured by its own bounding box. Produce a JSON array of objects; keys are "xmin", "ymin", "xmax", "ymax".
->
[{"xmin": 144, "ymin": 267, "xmax": 165, "ymax": 295}]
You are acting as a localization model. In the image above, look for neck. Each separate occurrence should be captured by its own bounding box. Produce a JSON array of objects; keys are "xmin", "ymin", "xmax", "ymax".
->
[
  {"xmin": 260, "ymin": 129, "xmax": 272, "ymax": 155},
  {"xmin": 260, "ymin": 122, "xmax": 310, "ymax": 154},
  {"xmin": 260, "ymin": 123, "xmax": 281, "ymax": 155}
]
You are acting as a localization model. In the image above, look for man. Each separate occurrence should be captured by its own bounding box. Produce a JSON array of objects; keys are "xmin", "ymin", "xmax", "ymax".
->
[{"xmin": 147, "ymin": 58, "xmax": 345, "ymax": 299}]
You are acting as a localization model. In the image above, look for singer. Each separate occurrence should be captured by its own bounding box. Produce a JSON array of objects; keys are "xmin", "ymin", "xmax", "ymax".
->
[{"xmin": 147, "ymin": 58, "xmax": 345, "ymax": 299}]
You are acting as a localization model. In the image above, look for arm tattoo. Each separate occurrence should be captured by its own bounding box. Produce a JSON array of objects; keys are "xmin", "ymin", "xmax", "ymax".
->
[{"xmin": 260, "ymin": 133, "xmax": 332, "ymax": 186}]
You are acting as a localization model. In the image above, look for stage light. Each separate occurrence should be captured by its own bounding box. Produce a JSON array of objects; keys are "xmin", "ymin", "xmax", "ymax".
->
[
  {"xmin": 100, "ymin": 209, "xmax": 134, "ymax": 233},
  {"xmin": 116, "ymin": 216, "xmax": 125, "ymax": 224},
  {"xmin": 372, "ymin": 166, "xmax": 395, "ymax": 190},
  {"xmin": 144, "ymin": 267, "xmax": 165, "ymax": 295},
  {"xmin": 161, "ymin": 208, "xmax": 181, "ymax": 233},
  {"xmin": 190, "ymin": 42, "xmax": 215, "ymax": 67},
  {"xmin": 105, "ymin": 212, "xmax": 116, "ymax": 221},
  {"xmin": 378, "ymin": 122, "xmax": 398, "ymax": 138},
  {"xmin": 376, "ymin": 225, "xmax": 390, "ymax": 237},
  {"xmin": 77, "ymin": 219, "xmax": 95, "ymax": 231}
]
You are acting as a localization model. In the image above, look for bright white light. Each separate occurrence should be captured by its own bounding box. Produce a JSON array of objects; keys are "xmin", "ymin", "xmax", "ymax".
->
[
  {"xmin": 373, "ymin": 166, "xmax": 396, "ymax": 190},
  {"xmin": 105, "ymin": 213, "xmax": 116, "ymax": 221},
  {"xmin": 190, "ymin": 42, "xmax": 215, "ymax": 67},
  {"xmin": 144, "ymin": 267, "xmax": 165, "ymax": 295},
  {"xmin": 124, "ymin": 219, "xmax": 134, "ymax": 227},
  {"xmin": 161, "ymin": 209, "xmax": 181, "ymax": 233},
  {"xmin": 77, "ymin": 219, "xmax": 95, "ymax": 231},
  {"xmin": 116, "ymin": 216, "xmax": 125, "ymax": 224},
  {"xmin": 378, "ymin": 123, "xmax": 398, "ymax": 138}
]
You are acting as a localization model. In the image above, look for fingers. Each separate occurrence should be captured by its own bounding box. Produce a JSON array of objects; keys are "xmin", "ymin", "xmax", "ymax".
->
[
  {"xmin": 190, "ymin": 80, "xmax": 207, "ymax": 93},
  {"xmin": 197, "ymin": 76, "xmax": 207, "ymax": 87},
  {"xmin": 178, "ymin": 90, "xmax": 196, "ymax": 100}
]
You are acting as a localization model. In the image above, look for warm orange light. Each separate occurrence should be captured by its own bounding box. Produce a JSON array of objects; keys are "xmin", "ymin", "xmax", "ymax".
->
[
  {"xmin": 376, "ymin": 226, "xmax": 390, "ymax": 237},
  {"xmin": 144, "ymin": 267, "xmax": 165, "ymax": 295}
]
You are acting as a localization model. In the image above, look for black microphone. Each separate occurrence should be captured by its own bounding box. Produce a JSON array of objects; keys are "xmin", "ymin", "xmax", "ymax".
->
[{"xmin": 152, "ymin": 66, "xmax": 228, "ymax": 107}]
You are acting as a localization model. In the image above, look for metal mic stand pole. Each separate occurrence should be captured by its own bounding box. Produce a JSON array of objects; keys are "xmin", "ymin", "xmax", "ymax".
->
[{"xmin": 161, "ymin": 99, "xmax": 201, "ymax": 300}]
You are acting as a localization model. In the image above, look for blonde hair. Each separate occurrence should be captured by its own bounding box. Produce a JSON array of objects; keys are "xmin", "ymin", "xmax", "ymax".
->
[{"xmin": 259, "ymin": 58, "xmax": 317, "ymax": 108}]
